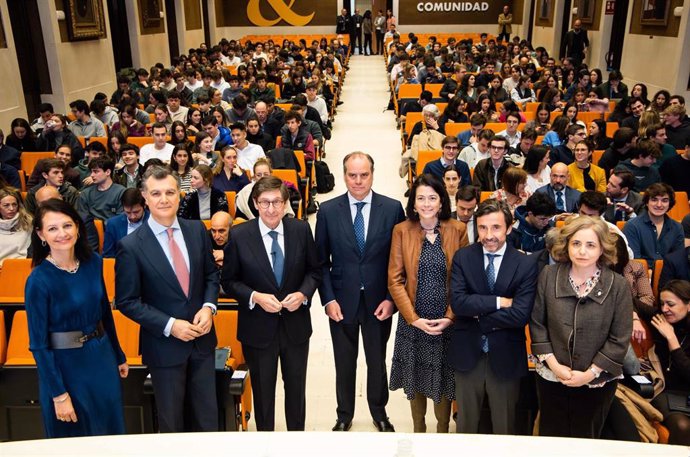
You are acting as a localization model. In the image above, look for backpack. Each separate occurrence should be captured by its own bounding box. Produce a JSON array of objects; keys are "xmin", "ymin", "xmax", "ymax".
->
[{"xmin": 314, "ymin": 160, "xmax": 335, "ymax": 194}]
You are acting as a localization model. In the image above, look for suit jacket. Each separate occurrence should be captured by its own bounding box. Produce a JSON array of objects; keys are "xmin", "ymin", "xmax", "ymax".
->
[
  {"xmin": 388, "ymin": 219, "xmax": 468, "ymax": 324},
  {"xmin": 115, "ymin": 218, "xmax": 219, "ymax": 367},
  {"xmin": 221, "ymin": 217, "xmax": 321, "ymax": 349},
  {"xmin": 102, "ymin": 211, "xmax": 150, "ymax": 258},
  {"xmin": 603, "ymin": 191, "xmax": 644, "ymax": 223},
  {"xmin": 659, "ymin": 246, "xmax": 690, "ymax": 290},
  {"xmin": 448, "ymin": 242, "xmax": 538, "ymax": 379},
  {"xmin": 177, "ymin": 188, "xmax": 229, "ymax": 220},
  {"xmin": 535, "ymin": 184, "xmax": 581, "ymax": 214},
  {"xmin": 316, "ymin": 192, "xmax": 406, "ymax": 324}
]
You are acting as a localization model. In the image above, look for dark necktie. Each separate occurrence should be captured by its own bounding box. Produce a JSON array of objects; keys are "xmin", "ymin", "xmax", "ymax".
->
[
  {"xmin": 555, "ymin": 191, "xmax": 565, "ymax": 212},
  {"xmin": 268, "ymin": 231, "xmax": 284, "ymax": 285},
  {"xmin": 354, "ymin": 202, "xmax": 366, "ymax": 255},
  {"xmin": 483, "ymin": 253, "xmax": 500, "ymax": 353}
]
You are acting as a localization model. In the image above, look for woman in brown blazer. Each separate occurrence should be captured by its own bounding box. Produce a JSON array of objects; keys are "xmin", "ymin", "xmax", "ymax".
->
[{"xmin": 388, "ymin": 174, "xmax": 469, "ymax": 433}]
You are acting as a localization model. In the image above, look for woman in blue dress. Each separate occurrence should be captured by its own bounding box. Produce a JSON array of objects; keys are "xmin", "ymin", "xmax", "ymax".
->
[{"xmin": 25, "ymin": 199, "xmax": 128, "ymax": 438}]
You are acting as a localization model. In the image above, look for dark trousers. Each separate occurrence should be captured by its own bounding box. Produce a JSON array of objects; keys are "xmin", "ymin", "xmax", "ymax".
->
[
  {"xmin": 454, "ymin": 353, "xmax": 521, "ymax": 434},
  {"xmin": 497, "ymin": 31, "xmax": 510, "ymax": 43},
  {"xmin": 536, "ymin": 376, "xmax": 617, "ymax": 438},
  {"xmin": 354, "ymin": 30, "xmax": 362, "ymax": 53},
  {"xmin": 375, "ymin": 30, "xmax": 384, "ymax": 54},
  {"xmin": 148, "ymin": 345, "xmax": 218, "ymax": 433},
  {"xmin": 329, "ymin": 292, "xmax": 392, "ymax": 423},
  {"xmin": 243, "ymin": 321, "xmax": 310, "ymax": 431},
  {"xmin": 363, "ymin": 33, "xmax": 372, "ymax": 55}
]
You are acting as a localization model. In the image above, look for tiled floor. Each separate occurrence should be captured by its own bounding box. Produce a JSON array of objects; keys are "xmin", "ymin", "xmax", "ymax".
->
[{"xmin": 257, "ymin": 54, "xmax": 426, "ymax": 433}]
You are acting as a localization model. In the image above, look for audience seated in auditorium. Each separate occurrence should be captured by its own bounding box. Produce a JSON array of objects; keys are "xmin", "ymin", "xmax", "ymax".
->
[
  {"xmin": 75, "ymin": 142, "xmax": 106, "ymax": 187},
  {"xmin": 623, "ymin": 183, "xmax": 684, "ymax": 270},
  {"xmin": 613, "ymin": 138, "xmax": 661, "ymax": 193},
  {"xmin": 68, "ymin": 99, "xmax": 106, "ymax": 139},
  {"xmin": 212, "ymin": 145, "xmax": 250, "ymax": 193},
  {"xmin": 567, "ymin": 140, "xmax": 606, "ymax": 193},
  {"xmin": 603, "ymin": 169, "xmax": 644, "ymax": 223},
  {"xmin": 509, "ymin": 191, "xmax": 555, "ymax": 253},
  {"xmin": 79, "ymin": 158, "xmax": 126, "ymax": 222},
  {"xmin": 0, "ymin": 129, "xmax": 22, "ymax": 178},
  {"xmin": 663, "ymin": 104, "xmax": 690, "ymax": 149},
  {"xmin": 178, "ymin": 164, "xmax": 229, "ymax": 220},
  {"xmin": 208, "ymin": 210, "xmax": 232, "ymax": 269},
  {"xmin": 139, "ymin": 123, "xmax": 174, "ymax": 165},
  {"xmin": 549, "ymin": 123, "xmax": 586, "ymax": 166},
  {"xmin": 472, "ymin": 135, "xmax": 513, "ymax": 192},
  {"xmin": 599, "ymin": 127, "xmax": 637, "ymax": 177},
  {"xmin": 535, "ymin": 162, "xmax": 581, "ymax": 215},
  {"xmin": 660, "ymin": 136, "xmax": 690, "ymax": 195},
  {"xmin": 0, "ymin": 187, "xmax": 32, "ymax": 267},
  {"xmin": 102, "ymin": 188, "xmax": 149, "ymax": 258},
  {"xmin": 421, "ymin": 136, "xmax": 471, "ymax": 186},
  {"xmin": 230, "ymin": 122, "xmax": 266, "ymax": 171},
  {"xmin": 25, "ymin": 159, "xmax": 80, "ymax": 215}
]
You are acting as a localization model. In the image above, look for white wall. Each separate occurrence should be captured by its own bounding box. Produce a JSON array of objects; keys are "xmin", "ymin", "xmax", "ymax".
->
[
  {"xmin": 125, "ymin": 0, "xmax": 170, "ymax": 68},
  {"xmin": 0, "ymin": 0, "xmax": 28, "ymax": 127},
  {"xmin": 37, "ymin": 0, "xmax": 116, "ymax": 113},
  {"xmin": 620, "ymin": 4, "xmax": 690, "ymax": 97}
]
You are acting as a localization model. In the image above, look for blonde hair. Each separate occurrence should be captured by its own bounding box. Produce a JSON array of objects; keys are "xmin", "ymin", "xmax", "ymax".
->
[
  {"xmin": 0, "ymin": 188, "xmax": 32, "ymax": 231},
  {"xmin": 638, "ymin": 111, "xmax": 660, "ymax": 138},
  {"xmin": 549, "ymin": 215, "xmax": 617, "ymax": 266}
]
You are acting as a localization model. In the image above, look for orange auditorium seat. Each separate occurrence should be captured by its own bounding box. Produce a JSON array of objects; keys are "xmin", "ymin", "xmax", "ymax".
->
[{"xmin": 4, "ymin": 311, "xmax": 35, "ymax": 365}]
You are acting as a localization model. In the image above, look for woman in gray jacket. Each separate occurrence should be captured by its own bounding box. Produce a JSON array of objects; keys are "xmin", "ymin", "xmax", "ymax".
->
[{"xmin": 530, "ymin": 216, "xmax": 632, "ymax": 438}]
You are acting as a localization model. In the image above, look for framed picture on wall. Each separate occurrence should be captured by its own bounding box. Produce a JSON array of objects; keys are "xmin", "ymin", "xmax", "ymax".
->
[
  {"xmin": 140, "ymin": 0, "xmax": 162, "ymax": 28},
  {"xmin": 640, "ymin": 0, "xmax": 670, "ymax": 25},
  {"xmin": 578, "ymin": 0, "xmax": 597, "ymax": 24},
  {"xmin": 64, "ymin": 0, "xmax": 106, "ymax": 41},
  {"xmin": 538, "ymin": 0, "xmax": 552, "ymax": 20}
]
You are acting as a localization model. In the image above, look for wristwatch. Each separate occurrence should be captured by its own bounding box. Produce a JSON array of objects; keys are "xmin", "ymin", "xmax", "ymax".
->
[{"xmin": 589, "ymin": 367, "xmax": 601, "ymax": 379}]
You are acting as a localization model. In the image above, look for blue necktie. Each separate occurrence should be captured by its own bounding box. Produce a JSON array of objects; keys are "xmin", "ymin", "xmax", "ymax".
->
[
  {"xmin": 555, "ymin": 191, "xmax": 565, "ymax": 212},
  {"xmin": 268, "ymin": 231, "xmax": 284, "ymax": 285},
  {"xmin": 483, "ymin": 253, "xmax": 500, "ymax": 353},
  {"xmin": 354, "ymin": 202, "xmax": 366, "ymax": 256}
]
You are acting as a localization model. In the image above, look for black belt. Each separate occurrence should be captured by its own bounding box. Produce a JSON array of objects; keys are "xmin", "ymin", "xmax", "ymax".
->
[{"xmin": 50, "ymin": 321, "xmax": 105, "ymax": 349}]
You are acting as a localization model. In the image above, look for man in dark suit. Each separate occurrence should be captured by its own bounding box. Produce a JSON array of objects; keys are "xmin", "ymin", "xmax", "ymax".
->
[
  {"xmin": 449, "ymin": 199, "xmax": 538, "ymax": 434},
  {"xmin": 102, "ymin": 188, "xmax": 149, "ymax": 258},
  {"xmin": 660, "ymin": 247, "xmax": 690, "ymax": 289},
  {"xmin": 315, "ymin": 152, "xmax": 405, "ymax": 432},
  {"xmin": 221, "ymin": 176, "xmax": 321, "ymax": 431},
  {"xmin": 115, "ymin": 166, "xmax": 219, "ymax": 433},
  {"xmin": 535, "ymin": 162, "xmax": 581, "ymax": 215},
  {"xmin": 603, "ymin": 169, "xmax": 644, "ymax": 223}
]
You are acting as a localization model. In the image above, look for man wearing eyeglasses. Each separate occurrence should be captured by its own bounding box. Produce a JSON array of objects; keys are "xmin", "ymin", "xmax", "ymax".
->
[
  {"xmin": 472, "ymin": 136, "xmax": 514, "ymax": 191},
  {"xmin": 422, "ymin": 136, "xmax": 472, "ymax": 186},
  {"xmin": 221, "ymin": 176, "xmax": 321, "ymax": 431}
]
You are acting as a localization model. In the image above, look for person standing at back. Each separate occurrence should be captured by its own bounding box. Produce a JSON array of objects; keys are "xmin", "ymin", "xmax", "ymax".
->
[{"xmin": 315, "ymin": 152, "xmax": 405, "ymax": 432}]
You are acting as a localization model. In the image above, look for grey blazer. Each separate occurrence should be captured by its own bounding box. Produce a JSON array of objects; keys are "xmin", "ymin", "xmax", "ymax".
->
[{"xmin": 529, "ymin": 263, "xmax": 632, "ymax": 377}]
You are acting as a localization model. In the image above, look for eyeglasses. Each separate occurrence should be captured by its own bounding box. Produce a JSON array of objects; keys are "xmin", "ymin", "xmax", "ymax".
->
[
  {"xmin": 256, "ymin": 199, "xmax": 285, "ymax": 209},
  {"xmin": 489, "ymin": 145, "xmax": 505, "ymax": 151}
]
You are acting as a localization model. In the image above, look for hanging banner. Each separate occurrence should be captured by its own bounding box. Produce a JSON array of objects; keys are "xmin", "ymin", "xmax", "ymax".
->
[
  {"xmin": 216, "ymin": 0, "xmax": 337, "ymax": 27},
  {"xmin": 399, "ymin": 0, "xmax": 519, "ymax": 25}
]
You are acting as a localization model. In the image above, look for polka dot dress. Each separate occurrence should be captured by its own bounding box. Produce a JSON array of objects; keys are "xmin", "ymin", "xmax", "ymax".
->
[{"xmin": 389, "ymin": 230, "xmax": 455, "ymax": 403}]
